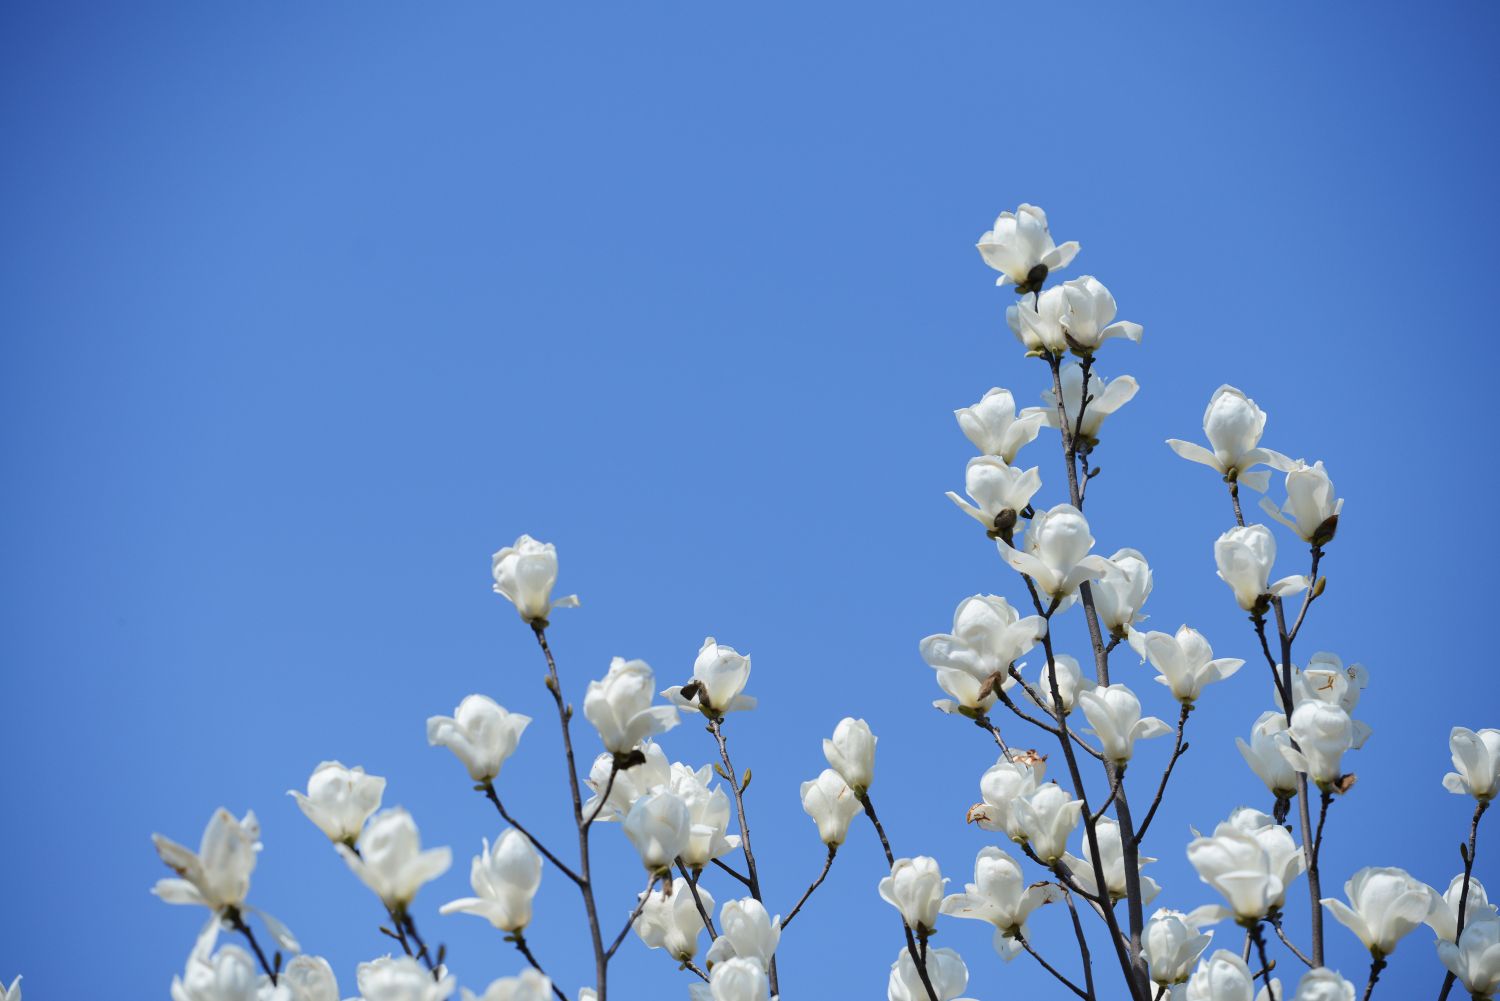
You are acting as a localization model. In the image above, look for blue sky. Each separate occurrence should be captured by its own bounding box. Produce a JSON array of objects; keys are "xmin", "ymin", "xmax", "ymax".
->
[{"xmin": 3, "ymin": 2, "xmax": 1498, "ymax": 998}]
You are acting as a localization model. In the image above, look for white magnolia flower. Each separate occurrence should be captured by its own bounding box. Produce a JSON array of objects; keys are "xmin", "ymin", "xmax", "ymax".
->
[
  {"xmin": 1284, "ymin": 652, "xmax": 1369, "ymax": 716},
  {"xmin": 1092, "ymin": 548, "xmax": 1153, "ymax": 635},
  {"xmin": 968, "ymin": 750, "xmax": 1046, "ymax": 838},
  {"xmin": 1187, "ymin": 822, "xmax": 1284, "ymax": 921},
  {"xmin": 1440, "ymin": 919, "xmax": 1500, "ymax": 999},
  {"xmin": 1078, "ymin": 684, "xmax": 1171, "ymax": 764},
  {"xmin": 954, "ymin": 388, "xmax": 1048, "ymax": 462},
  {"xmin": 337, "ymin": 808, "xmax": 452, "ymax": 911},
  {"xmin": 634, "ymin": 877, "xmax": 714, "ymax": 963},
  {"xmin": 491, "ymin": 534, "xmax": 578, "ymax": 625},
  {"xmin": 1214, "ymin": 524, "xmax": 1308, "ymax": 612},
  {"xmin": 800, "ymin": 768, "xmax": 861, "ymax": 846},
  {"xmin": 170, "ymin": 944, "xmax": 281, "ymax": 1001},
  {"xmin": 280, "ymin": 955, "xmax": 339, "ymax": 1001},
  {"xmin": 1236, "ymin": 711, "xmax": 1301, "ymax": 798},
  {"xmin": 706, "ymin": 898, "xmax": 781, "ymax": 971},
  {"xmin": 669, "ymin": 762, "xmax": 742, "ymax": 868},
  {"xmin": 1058, "ymin": 275, "xmax": 1142, "ymax": 354},
  {"xmin": 289, "ymin": 761, "xmax": 385, "ymax": 845},
  {"xmin": 1027, "ymin": 654, "xmax": 1094, "ymax": 716},
  {"xmin": 439, "ymin": 829, "xmax": 541, "ymax": 932},
  {"xmin": 1428, "ymin": 875, "xmax": 1498, "ymax": 942},
  {"xmin": 1284, "ymin": 968, "xmax": 1356, "ymax": 1001},
  {"xmin": 1128, "ymin": 624, "xmax": 1244, "ymax": 705},
  {"xmin": 2, "ymin": 978, "xmax": 17, "ymax": 1001},
  {"xmin": 1062, "ymin": 816, "xmax": 1161, "ymax": 905},
  {"xmin": 919, "ymin": 595, "xmax": 1045, "ymax": 713},
  {"xmin": 1445, "ymin": 727, "xmax": 1500, "ymax": 802},
  {"xmin": 1182, "ymin": 950, "xmax": 1264, "ymax": 1001},
  {"xmin": 1259, "ymin": 460, "xmax": 1343, "ymax": 546},
  {"xmin": 1013, "ymin": 782, "xmax": 1083, "ymax": 864},
  {"xmin": 823, "ymin": 717, "xmax": 877, "ymax": 797},
  {"xmin": 976, "ymin": 204, "xmax": 1079, "ymax": 290},
  {"xmin": 1283, "ymin": 701, "xmax": 1356, "ymax": 788},
  {"xmin": 582, "ymin": 743, "xmax": 671, "ymax": 822},
  {"xmin": 1166, "ymin": 386, "xmax": 1295, "ymax": 492},
  {"xmin": 687, "ymin": 957, "xmax": 771, "ymax": 1001},
  {"xmin": 888, "ymin": 946, "xmax": 970, "ymax": 1001},
  {"xmin": 583, "ymin": 658, "xmax": 679, "ymax": 755},
  {"xmin": 997, "ymin": 503, "xmax": 1113, "ymax": 600},
  {"xmin": 664, "ymin": 637, "xmax": 756, "ymax": 717},
  {"xmin": 1141, "ymin": 909, "xmax": 1212, "ymax": 986},
  {"xmin": 940, "ymin": 846, "xmax": 1062, "ymax": 959},
  {"xmin": 153, "ymin": 809, "xmax": 299, "ymax": 951},
  {"xmin": 459, "ymin": 970, "xmax": 552, "ymax": 1001},
  {"xmin": 1040, "ymin": 363, "xmax": 1138, "ymax": 444},
  {"xmin": 880, "ymin": 856, "xmax": 947, "ymax": 934},
  {"xmin": 1224, "ymin": 808, "xmax": 1305, "ymax": 913},
  {"xmin": 623, "ymin": 788, "xmax": 691, "ymax": 875},
  {"xmin": 1322, "ymin": 866, "xmax": 1436, "ymax": 956},
  {"xmin": 1007, "ymin": 286, "xmax": 1069, "ymax": 355},
  {"xmin": 946, "ymin": 457, "xmax": 1042, "ymax": 537},
  {"xmin": 353, "ymin": 956, "xmax": 455, "ymax": 1001},
  {"xmin": 427, "ymin": 696, "xmax": 531, "ymax": 784}
]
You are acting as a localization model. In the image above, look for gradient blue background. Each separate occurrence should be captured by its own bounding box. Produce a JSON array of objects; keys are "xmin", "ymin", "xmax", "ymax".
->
[{"xmin": 3, "ymin": 3, "xmax": 1496, "ymax": 998}]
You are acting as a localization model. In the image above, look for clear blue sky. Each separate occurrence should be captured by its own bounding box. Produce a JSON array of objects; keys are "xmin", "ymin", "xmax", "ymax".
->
[{"xmin": 2, "ymin": 3, "xmax": 1497, "ymax": 998}]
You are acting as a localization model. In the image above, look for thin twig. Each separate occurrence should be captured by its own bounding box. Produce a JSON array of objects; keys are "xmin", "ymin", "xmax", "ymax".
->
[
  {"xmin": 709, "ymin": 857, "xmax": 753, "ymax": 888},
  {"xmin": 707, "ymin": 717, "xmax": 778, "ymax": 996},
  {"xmin": 862, "ymin": 794, "xmax": 940, "ymax": 1001},
  {"xmin": 604, "ymin": 878, "xmax": 657, "ymax": 961},
  {"xmin": 1018, "ymin": 933, "xmax": 1090, "ymax": 998},
  {"xmin": 675, "ymin": 860, "xmax": 718, "ymax": 939},
  {"xmin": 1250, "ymin": 922, "xmax": 1277, "ymax": 1001},
  {"xmin": 483, "ymin": 784, "xmax": 583, "ymax": 885},
  {"xmin": 225, "ymin": 907, "xmax": 278, "ymax": 985},
  {"xmin": 781, "ymin": 845, "xmax": 837, "ymax": 931},
  {"xmin": 1059, "ymin": 882, "xmax": 1097, "ymax": 1000},
  {"xmin": 1361, "ymin": 955, "xmax": 1386, "ymax": 1001},
  {"xmin": 1270, "ymin": 913, "xmax": 1313, "ymax": 969},
  {"xmin": 513, "ymin": 933, "xmax": 571, "ymax": 1001},
  {"xmin": 1133, "ymin": 703, "xmax": 1192, "ymax": 844},
  {"xmin": 1438, "ymin": 800, "xmax": 1491, "ymax": 1001}
]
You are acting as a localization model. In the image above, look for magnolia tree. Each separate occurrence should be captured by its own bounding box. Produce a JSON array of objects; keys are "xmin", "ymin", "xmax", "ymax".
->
[{"xmin": 15, "ymin": 204, "xmax": 1491, "ymax": 1001}]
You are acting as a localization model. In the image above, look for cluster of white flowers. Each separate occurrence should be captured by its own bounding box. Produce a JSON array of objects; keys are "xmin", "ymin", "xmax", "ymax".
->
[{"xmin": 110, "ymin": 203, "xmax": 1495, "ymax": 1001}]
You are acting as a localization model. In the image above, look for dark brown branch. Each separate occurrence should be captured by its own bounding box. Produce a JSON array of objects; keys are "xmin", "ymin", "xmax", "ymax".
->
[
  {"xmin": 483, "ymin": 783, "xmax": 583, "ymax": 885},
  {"xmin": 1133, "ymin": 703, "xmax": 1192, "ymax": 844},
  {"xmin": 781, "ymin": 845, "xmax": 837, "ymax": 931}
]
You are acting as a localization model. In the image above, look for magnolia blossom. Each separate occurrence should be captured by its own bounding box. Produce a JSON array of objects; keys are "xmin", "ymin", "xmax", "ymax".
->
[
  {"xmin": 288, "ymin": 761, "xmax": 385, "ymax": 845},
  {"xmin": 888, "ymin": 946, "xmax": 970, "ymax": 1001},
  {"xmin": 919, "ymin": 595, "xmax": 1045, "ymax": 714},
  {"xmin": 1214, "ymin": 524, "xmax": 1308, "ymax": 611},
  {"xmin": 1187, "ymin": 822, "xmax": 1285, "ymax": 921},
  {"xmin": 152, "ymin": 809, "xmax": 299, "ymax": 952},
  {"xmin": 337, "ymin": 808, "xmax": 452, "ymax": 911},
  {"xmin": 1013, "ymin": 782, "xmax": 1082, "ymax": 863},
  {"xmin": 1236, "ymin": 711, "xmax": 1301, "ymax": 798},
  {"xmin": 800, "ymin": 768, "xmax": 861, "ymax": 846},
  {"xmin": 1057, "ymin": 275, "xmax": 1142, "ymax": 354},
  {"xmin": 669, "ymin": 762, "xmax": 742, "ymax": 868},
  {"xmin": 997, "ymin": 503, "xmax": 1112, "ymax": 600},
  {"xmin": 427, "ymin": 696, "xmax": 531, "ymax": 784},
  {"xmin": 583, "ymin": 658, "xmax": 679, "ymax": 755},
  {"xmin": 976, "ymin": 203, "xmax": 1079, "ymax": 290},
  {"xmin": 459, "ymin": 971, "xmax": 553, "ymax": 1001},
  {"xmin": 968, "ymin": 750, "xmax": 1046, "ymax": 838},
  {"xmin": 880, "ymin": 856, "xmax": 947, "ymax": 934},
  {"xmin": 1062, "ymin": 816, "xmax": 1161, "ymax": 905},
  {"xmin": 1007, "ymin": 286, "xmax": 1069, "ymax": 355},
  {"xmin": 1440, "ymin": 919, "xmax": 1500, "ymax": 999},
  {"xmin": 1260, "ymin": 460, "xmax": 1343, "ymax": 545},
  {"xmin": 1283, "ymin": 701, "xmax": 1356, "ymax": 788},
  {"xmin": 439, "ymin": 829, "xmax": 541, "ymax": 932},
  {"xmin": 940, "ymin": 846, "xmax": 1062, "ymax": 959},
  {"xmin": 582, "ymin": 742, "xmax": 671, "ymax": 822},
  {"xmin": 1428, "ymin": 875, "xmax": 1498, "ymax": 942},
  {"xmin": 823, "ymin": 717, "xmax": 877, "ymax": 797},
  {"xmin": 1078, "ymin": 684, "xmax": 1171, "ymax": 764},
  {"xmin": 1166, "ymin": 386, "xmax": 1295, "ymax": 492},
  {"xmin": 1129, "ymin": 624, "xmax": 1244, "ymax": 705},
  {"xmin": 946, "ymin": 457, "xmax": 1042, "ymax": 537},
  {"xmin": 2, "ymin": 979, "xmax": 17, "ymax": 1001},
  {"xmin": 687, "ymin": 957, "xmax": 771, "ymax": 1001},
  {"xmin": 353, "ymin": 957, "xmax": 455, "ymax": 1001},
  {"xmin": 1225, "ymin": 808, "xmax": 1305, "ymax": 912},
  {"xmin": 280, "ymin": 956, "xmax": 339, "ymax": 1001},
  {"xmin": 1279, "ymin": 652, "xmax": 1372, "ymax": 752},
  {"xmin": 1182, "ymin": 950, "xmax": 1264, "ymax": 1001},
  {"xmin": 1323, "ymin": 866, "xmax": 1435, "ymax": 956},
  {"xmin": 623, "ymin": 789, "xmax": 691, "ymax": 875},
  {"xmin": 1040, "ymin": 363, "xmax": 1138, "ymax": 445},
  {"xmin": 1444, "ymin": 727, "xmax": 1500, "ymax": 802},
  {"xmin": 954, "ymin": 388, "xmax": 1048, "ymax": 462},
  {"xmin": 1141, "ymin": 909, "xmax": 1212, "ymax": 986},
  {"xmin": 1092, "ymin": 548, "xmax": 1153, "ymax": 635},
  {"xmin": 1027, "ymin": 653, "xmax": 1094, "ymax": 716},
  {"xmin": 663, "ymin": 637, "xmax": 756, "ymax": 717},
  {"xmin": 491, "ymin": 534, "xmax": 578, "ymax": 624},
  {"xmin": 706, "ymin": 898, "xmax": 781, "ymax": 971},
  {"xmin": 634, "ymin": 877, "xmax": 715, "ymax": 963},
  {"xmin": 1282, "ymin": 968, "xmax": 1356, "ymax": 1001},
  {"xmin": 170, "ymin": 944, "xmax": 276, "ymax": 1001}
]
